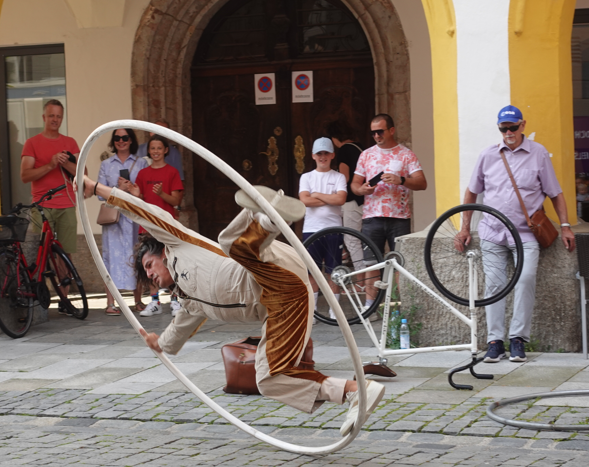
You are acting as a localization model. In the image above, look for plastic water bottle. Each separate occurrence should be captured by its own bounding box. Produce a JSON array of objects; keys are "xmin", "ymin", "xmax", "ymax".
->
[{"xmin": 400, "ymin": 318, "xmax": 410, "ymax": 350}]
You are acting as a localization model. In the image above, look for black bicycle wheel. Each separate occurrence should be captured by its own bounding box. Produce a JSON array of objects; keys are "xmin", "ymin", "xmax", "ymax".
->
[
  {"xmin": 0, "ymin": 249, "xmax": 34, "ymax": 338},
  {"xmin": 303, "ymin": 227, "xmax": 385, "ymax": 326},
  {"xmin": 424, "ymin": 204, "xmax": 524, "ymax": 307},
  {"xmin": 47, "ymin": 244, "xmax": 88, "ymax": 320}
]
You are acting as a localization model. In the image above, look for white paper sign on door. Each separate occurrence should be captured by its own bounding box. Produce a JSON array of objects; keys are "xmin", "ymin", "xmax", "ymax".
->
[
  {"xmin": 255, "ymin": 73, "xmax": 276, "ymax": 105},
  {"xmin": 292, "ymin": 71, "xmax": 313, "ymax": 103}
]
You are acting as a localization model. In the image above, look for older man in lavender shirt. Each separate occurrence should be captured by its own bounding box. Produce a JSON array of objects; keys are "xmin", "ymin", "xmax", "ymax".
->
[{"xmin": 459, "ymin": 105, "xmax": 575, "ymax": 364}]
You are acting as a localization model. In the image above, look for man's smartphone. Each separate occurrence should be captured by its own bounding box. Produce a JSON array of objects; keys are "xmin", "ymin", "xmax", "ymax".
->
[
  {"xmin": 120, "ymin": 169, "xmax": 130, "ymax": 181},
  {"xmin": 65, "ymin": 151, "xmax": 76, "ymax": 163},
  {"xmin": 368, "ymin": 171, "xmax": 384, "ymax": 187}
]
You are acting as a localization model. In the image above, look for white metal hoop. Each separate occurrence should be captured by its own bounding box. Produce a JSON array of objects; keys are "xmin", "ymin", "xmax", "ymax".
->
[{"xmin": 75, "ymin": 120, "xmax": 368, "ymax": 455}]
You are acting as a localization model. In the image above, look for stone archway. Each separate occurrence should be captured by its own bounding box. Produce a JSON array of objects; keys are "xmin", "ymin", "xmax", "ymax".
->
[{"xmin": 130, "ymin": 0, "xmax": 410, "ymax": 230}]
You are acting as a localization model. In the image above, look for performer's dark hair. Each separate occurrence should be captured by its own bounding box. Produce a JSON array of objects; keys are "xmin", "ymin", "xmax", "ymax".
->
[{"xmin": 133, "ymin": 234, "xmax": 165, "ymax": 290}]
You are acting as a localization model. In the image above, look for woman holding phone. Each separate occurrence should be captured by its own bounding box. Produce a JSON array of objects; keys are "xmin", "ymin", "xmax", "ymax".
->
[{"xmin": 97, "ymin": 128, "xmax": 148, "ymax": 315}]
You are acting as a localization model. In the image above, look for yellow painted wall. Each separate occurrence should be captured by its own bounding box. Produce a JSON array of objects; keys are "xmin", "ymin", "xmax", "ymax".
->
[
  {"xmin": 421, "ymin": 0, "xmax": 460, "ymax": 216},
  {"xmin": 509, "ymin": 0, "xmax": 577, "ymax": 222}
]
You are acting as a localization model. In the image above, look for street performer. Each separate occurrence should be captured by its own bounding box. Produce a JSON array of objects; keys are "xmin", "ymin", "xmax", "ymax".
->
[{"xmin": 78, "ymin": 175, "xmax": 385, "ymax": 436}]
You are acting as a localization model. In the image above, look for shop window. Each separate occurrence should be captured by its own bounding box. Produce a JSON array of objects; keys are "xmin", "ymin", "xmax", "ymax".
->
[{"xmin": 0, "ymin": 44, "xmax": 66, "ymax": 213}]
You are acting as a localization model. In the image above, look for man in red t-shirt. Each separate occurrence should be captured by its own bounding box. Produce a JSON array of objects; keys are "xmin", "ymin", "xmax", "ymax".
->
[{"xmin": 21, "ymin": 99, "xmax": 80, "ymax": 315}]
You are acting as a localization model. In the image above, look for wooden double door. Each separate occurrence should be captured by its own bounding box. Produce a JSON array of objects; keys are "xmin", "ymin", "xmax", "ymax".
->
[{"xmin": 191, "ymin": 59, "xmax": 374, "ymax": 240}]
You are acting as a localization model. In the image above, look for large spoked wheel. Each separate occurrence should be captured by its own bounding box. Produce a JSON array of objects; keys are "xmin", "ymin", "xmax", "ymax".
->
[
  {"xmin": 0, "ymin": 250, "xmax": 33, "ymax": 338},
  {"xmin": 303, "ymin": 227, "xmax": 385, "ymax": 326},
  {"xmin": 424, "ymin": 204, "xmax": 524, "ymax": 307},
  {"xmin": 47, "ymin": 244, "xmax": 88, "ymax": 320}
]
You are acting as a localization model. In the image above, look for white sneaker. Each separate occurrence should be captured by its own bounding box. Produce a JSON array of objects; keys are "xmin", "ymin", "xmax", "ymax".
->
[
  {"xmin": 140, "ymin": 301, "xmax": 162, "ymax": 317},
  {"xmin": 329, "ymin": 309, "xmax": 337, "ymax": 320},
  {"xmin": 340, "ymin": 380, "xmax": 385, "ymax": 437},
  {"xmin": 312, "ymin": 316, "xmax": 317, "ymax": 325},
  {"xmin": 170, "ymin": 300, "xmax": 181, "ymax": 317},
  {"xmin": 235, "ymin": 186, "xmax": 306, "ymax": 222}
]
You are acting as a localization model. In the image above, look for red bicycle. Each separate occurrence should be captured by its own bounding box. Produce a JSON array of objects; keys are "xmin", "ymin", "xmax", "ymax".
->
[{"xmin": 0, "ymin": 185, "xmax": 88, "ymax": 338}]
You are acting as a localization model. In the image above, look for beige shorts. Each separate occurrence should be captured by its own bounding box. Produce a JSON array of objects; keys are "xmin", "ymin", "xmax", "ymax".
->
[{"xmin": 30, "ymin": 206, "xmax": 77, "ymax": 254}]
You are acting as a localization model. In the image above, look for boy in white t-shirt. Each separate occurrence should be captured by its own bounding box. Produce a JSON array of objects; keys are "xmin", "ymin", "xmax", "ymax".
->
[{"xmin": 299, "ymin": 137, "xmax": 347, "ymax": 320}]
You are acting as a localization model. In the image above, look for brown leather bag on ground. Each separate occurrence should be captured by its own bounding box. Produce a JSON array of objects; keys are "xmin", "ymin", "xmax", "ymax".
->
[{"xmin": 221, "ymin": 336, "xmax": 314, "ymax": 395}]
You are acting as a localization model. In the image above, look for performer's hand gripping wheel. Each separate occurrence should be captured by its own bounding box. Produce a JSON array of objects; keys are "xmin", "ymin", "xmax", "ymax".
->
[{"xmin": 75, "ymin": 120, "xmax": 368, "ymax": 455}]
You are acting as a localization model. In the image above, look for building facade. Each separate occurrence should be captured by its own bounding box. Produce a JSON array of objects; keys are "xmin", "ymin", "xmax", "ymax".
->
[{"xmin": 0, "ymin": 0, "xmax": 584, "ymax": 292}]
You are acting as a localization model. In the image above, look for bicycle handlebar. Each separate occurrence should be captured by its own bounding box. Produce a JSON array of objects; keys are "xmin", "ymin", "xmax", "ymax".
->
[{"xmin": 9, "ymin": 184, "xmax": 67, "ymax": 214}]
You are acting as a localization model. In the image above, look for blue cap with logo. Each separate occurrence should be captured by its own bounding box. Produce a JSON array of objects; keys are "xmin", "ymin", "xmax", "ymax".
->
[{"xmin": 497, "ymin": 105, "xmax": 523, "ymax": 124}]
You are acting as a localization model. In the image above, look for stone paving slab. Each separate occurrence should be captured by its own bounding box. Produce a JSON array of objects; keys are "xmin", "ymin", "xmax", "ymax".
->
[
  {"xmin": 495, "ymin": 366, "xmax": 581, "ymax": 388},
  {"xmin": 395, "ymin": 351, "xmax": 472, "ymax": 368}
]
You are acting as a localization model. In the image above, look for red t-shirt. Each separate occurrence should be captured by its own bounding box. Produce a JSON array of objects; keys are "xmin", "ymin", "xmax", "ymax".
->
[
  {"xmin": 135, "ymin": 164, "xmax": 184, "ymax": 218},
  {"xmin": 21, "ymin": 133, "xmax": 80, "ymax": 208}
]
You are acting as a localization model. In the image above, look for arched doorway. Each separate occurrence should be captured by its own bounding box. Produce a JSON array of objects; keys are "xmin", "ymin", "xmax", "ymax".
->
[
  {"xmin": 131, "ymin": 0, "xmax": 410, "ymax": 236},
  {"xmin": 191, "ymin": 0, "xmax": 374, "ymax": 238}
]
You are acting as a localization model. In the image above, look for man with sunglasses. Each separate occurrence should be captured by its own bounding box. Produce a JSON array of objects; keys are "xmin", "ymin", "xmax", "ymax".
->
[
  {"xmin": 351, "ymin": 114, "xmax": 427, "ymax": 309},
  {"xmin": 460, "ymin": 105, "xmax": 575, "ymax": 364}
]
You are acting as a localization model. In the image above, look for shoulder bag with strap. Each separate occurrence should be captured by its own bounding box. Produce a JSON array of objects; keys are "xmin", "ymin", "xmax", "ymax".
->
[
  {"xmin": 500, "ymin": 149, "xmax": 558, "ymax": 248},
  {"xmin": 96, "ymin": 157, "xmax": 138, "ymax": 226}
]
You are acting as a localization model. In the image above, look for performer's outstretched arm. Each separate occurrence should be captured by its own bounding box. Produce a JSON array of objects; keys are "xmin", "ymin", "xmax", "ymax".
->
[{"xmin": 78, "ymin": 175, "xmax": 223, "ymax": 254}]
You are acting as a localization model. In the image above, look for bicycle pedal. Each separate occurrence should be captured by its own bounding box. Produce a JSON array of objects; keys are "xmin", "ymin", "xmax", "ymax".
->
[
  {"xmin": 374, "ymin": 281, "xmax": 388, "ymax": 290},
  {"xmin": 43, "ymin": 270, "xmax": 56, "ymax": 278},
  {"xmin": 60, "ymin": 278, "xmax": 72, "ymax": 286}
]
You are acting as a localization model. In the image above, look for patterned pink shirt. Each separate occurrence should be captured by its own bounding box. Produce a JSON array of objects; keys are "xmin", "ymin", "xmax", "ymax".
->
[{"xmin": 355, "ymin": 144, "xmax": 422, "ymax": 219}]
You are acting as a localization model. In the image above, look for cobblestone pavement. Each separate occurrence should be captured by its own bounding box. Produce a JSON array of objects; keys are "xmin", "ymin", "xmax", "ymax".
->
[{"xmin": 1, "ymin": 297, "xmax": 589, "ymax": 465}]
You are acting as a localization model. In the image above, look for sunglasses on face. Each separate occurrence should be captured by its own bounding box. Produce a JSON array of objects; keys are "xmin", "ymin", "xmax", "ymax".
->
[
  {"xmin": 498, "ymin": 124, "xmax": 521, "ymax": 133},
  {"xmin": 113, "ymin": 135, "xmax": 130, "ymax": 142},
  {"xmin": 370, "ymin": 129, "xmax": 386, "ymax": 137}
]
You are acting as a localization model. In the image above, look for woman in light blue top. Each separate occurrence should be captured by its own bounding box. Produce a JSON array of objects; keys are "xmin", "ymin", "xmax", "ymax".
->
[{"xmin": 97, "ymin": 128, "xmax": 148, "ymax": 315}]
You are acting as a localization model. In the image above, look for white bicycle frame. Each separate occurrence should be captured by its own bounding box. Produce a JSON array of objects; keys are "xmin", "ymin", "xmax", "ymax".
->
[{"xmin": 333, "ymin": 253, "xmax": 480, "ymax": 360}]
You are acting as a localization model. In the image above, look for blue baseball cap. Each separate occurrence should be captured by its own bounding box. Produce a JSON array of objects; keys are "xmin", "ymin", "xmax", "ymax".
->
[{"xmin": 497, "ymin": 105, "xmax": 523, "ymax": 124}]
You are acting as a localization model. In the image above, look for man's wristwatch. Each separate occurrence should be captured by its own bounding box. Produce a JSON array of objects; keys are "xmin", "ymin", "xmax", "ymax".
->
[
  {"xmin": 560, "ymin": 223, "xmax": 571, "ymax": 228},
  {"xmin": 400, "ymin": 176, "xmax": 406, "ymax": 186}
]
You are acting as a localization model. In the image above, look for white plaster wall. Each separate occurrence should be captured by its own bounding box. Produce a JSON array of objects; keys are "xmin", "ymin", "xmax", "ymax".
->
[
  {"xmin": 0, "ymin": 0, "xmax": 150, "ymax": 234},
  {"xmin": 391, "ymin": 0, "xmax": 436, "ymax": 231},
  {"xmin": 454, "ymin": 0, "xmax": 511, "ymax": 199}
]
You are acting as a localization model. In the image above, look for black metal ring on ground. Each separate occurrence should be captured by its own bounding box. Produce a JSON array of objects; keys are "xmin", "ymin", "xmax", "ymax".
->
[{"xmin": 487, "ymin": 390, "xmax": 589, "ymax": 431}]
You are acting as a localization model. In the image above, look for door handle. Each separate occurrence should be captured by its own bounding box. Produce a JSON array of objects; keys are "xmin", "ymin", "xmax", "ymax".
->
[{"xmin": 260, "ymin": 136, "xmax": 279, "ymax": 175}]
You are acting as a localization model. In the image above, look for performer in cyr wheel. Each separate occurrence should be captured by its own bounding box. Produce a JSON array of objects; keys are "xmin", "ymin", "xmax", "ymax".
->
[{"xmin": 78, "ymin": 175, "xmax": 385, "ymax": 436}]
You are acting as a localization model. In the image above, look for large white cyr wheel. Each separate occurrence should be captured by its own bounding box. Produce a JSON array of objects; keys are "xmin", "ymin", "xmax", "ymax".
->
[{"xmin": 75, "ymin": 120, "xmax": 368, "ymax": 455}]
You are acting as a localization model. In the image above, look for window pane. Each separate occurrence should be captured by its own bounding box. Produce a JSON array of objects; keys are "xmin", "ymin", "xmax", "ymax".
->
[{"xmin": 5, "ymin": 53, "xmax": 67, "ymax": 205}]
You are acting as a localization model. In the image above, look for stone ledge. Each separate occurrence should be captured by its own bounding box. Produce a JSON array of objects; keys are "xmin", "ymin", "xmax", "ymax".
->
[{"xmin": 396, "ymin": 224, "xmax": 587, "ymax": 352}]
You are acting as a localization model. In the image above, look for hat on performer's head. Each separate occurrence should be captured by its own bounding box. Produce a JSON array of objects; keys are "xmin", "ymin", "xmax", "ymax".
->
[
  {"xmin": 497, "ymin": 105, "xmax": 523, "ymax": 124},
  {"xmin": 312, "ymin": 137, "xmax": 334, "ymax": 154}
]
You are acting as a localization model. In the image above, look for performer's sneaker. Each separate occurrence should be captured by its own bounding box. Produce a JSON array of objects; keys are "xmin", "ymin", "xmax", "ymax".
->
[
  {"xmin": 140, "ymin": 300, "xmax": 162, "ymax": 317},
  {"xmin": 483, "ymin": 340, "xmax": 506, "ymax": 363},
  {"xmin": 235, "ymin": 186, "xmax": 306, "ymax": 222},
  {"xmin": 509, "ymin": 337, "xmax": 527, "ymax": 362},
  {"xmin": 340, "ymin": 380, "xmax": 385, "ymax": 437},
  {"xmin": 170, "ymin": 300, "xmax": 181, "ymax": 317}
]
